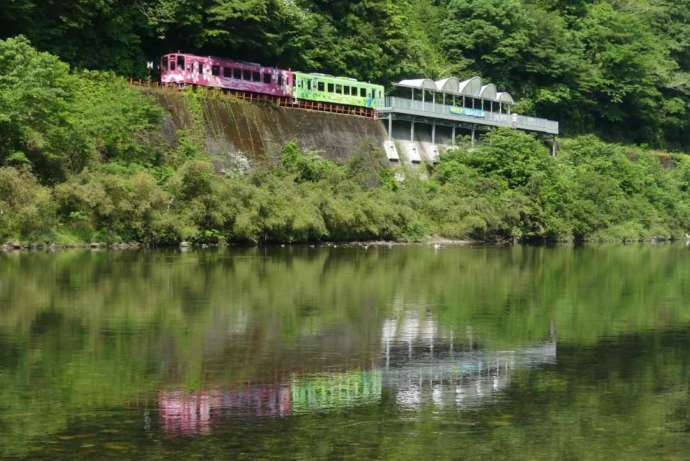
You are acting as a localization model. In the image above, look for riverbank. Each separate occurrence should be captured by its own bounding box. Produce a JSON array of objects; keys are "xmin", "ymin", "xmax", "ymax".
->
[
  {"xmin": 0, "ymin": 238, "xmax": 476, "ymax": 253},
  {"xmin": 4, "ymin": 128, "xmax": 690, "ymax": 247},
  {"xmin": 3, "ymin": 41, "xmax": 690, "ymax": 248}
]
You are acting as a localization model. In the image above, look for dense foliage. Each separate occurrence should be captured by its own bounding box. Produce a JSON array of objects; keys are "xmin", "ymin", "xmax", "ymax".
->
[
  {"xmin": 2, "ymin": 38, "xmax": 689, "ymax": 245},
  {"xmin": 2, "ymin": 0, "xmax": 690, "ymax": 148}
]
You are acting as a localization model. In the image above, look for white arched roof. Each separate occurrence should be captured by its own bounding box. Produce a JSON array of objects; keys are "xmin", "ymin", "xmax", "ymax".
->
[
  {"xmin": 479, "ymin": 84, "xmax": 497, "ymax": 100},
  {"xmin": 393, "ymin": 76, "xmax": 513, "ymax": 102},
  {"xmin": 435, "ymin": 77, "xmax": 460, "ymax": 93},
  {"xmin": 457, "ymin": 77, "xmax": 482, "ymax": 97},
  {"xmin": 496, "ymin": 92, "xmax": 514, "ymax": 104},
  {"xmin": 397, "ymin": 78, "xmax": 437, "ymax": 90}
]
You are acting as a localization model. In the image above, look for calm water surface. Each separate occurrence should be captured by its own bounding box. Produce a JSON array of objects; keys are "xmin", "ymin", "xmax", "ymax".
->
[{"xmin": 1, "ymin": 245, "xmax": 690, "ymax": 460}]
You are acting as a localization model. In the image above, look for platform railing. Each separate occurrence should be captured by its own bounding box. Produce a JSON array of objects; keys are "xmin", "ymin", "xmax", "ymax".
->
[{"xmin": 381, "ymin": 96, "xmax": 558, "ymax": 135}]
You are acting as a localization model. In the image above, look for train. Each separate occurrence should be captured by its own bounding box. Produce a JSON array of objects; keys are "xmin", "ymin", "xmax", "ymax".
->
[{"xmin": 160, "ymin": 52, "xmax": 385, "ymax": 116}]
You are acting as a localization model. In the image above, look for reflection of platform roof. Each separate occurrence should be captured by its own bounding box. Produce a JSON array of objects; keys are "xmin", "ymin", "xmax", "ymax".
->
[{"xmin": 395, "ymin": 76, "xmax": 512, "ymax": 104}]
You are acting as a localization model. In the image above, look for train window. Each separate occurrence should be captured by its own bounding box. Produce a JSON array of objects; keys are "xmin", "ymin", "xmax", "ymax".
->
[
  {"xmin": 162, "ymin": 56, "xmax": 168, "ymax": 69},
  {"xmin": 223, "ymin": 67, "xmax": 232, "ymax": 77},
  {"xmin": 211, "ymin": 65, "xmax": 220, "ymax": 76},
  {"xmin": 252, "ymin": 71, "xmax": 260, "ymax": 81},
  {"xmin": 328, "ymin": 83, "xmax": 334, "ymax": 93},
  {"xmin": 263, "ymin": 73, "xmax": 272, "ymax": 84},
  {"xmin": 198, "ymin": 63, "xmax": 203, "ymax": 74},
  {"xmin": 344, "ymin": 86, "xmax": 350, "ymax": 95},
  {"xmin": 171, "ymin": 61, "xmax": 176, "ymax": 71},
  {"xmin": 335, "ymin": 84, "xmax": 342, "ymax": 94},
  {"xmin": 177, "ymin": 56, "xmax": 185, "ymax": 68},
  {"xmin": 243, "ymin": 70, "xmax": 251, "ymax": 80},
  {"xmin": 318, "ymin": 82, "xmax": 325, "ymax": 91},
  {"xmin": 278, "ymin": 74, "xmax": 283, "ymax": 85},
  {"xmin": 234, "ymin": 68, "xmax": 241, "ymax": 79},
  {"xmin": 360, "ymin": 88, "xmax": 366, "ymax": 97}
]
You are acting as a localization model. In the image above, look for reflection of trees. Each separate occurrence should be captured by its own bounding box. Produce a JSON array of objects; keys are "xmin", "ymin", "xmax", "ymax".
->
[{"xmin": 1, "ymin": 245, "xmax": 690, "ymax": 456}]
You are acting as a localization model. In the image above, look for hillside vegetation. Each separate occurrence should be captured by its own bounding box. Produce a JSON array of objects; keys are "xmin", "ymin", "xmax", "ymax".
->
[
  {"xmin": 2, "ymin": 0, "xmax": 690, "ymax": 149},
  {"xmin": 2, "ymin": 37, "xmax": 689, "ymax": 246}
]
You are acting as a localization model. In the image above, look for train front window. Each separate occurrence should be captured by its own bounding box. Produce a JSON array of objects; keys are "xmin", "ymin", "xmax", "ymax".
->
[
  {"xmin": 212, "ymin": 65, "xmax": 220, "ymax": 76},
  {"xmin": 170, "ymin": 61, "xmax": 176, "ymax": 71},
  {"xmin": 263, "ymin": 73, "xmax": 272, "ymax": 84},
  {"xmin": 177, "ymin": 56, "xmax": 185, "ymax": 68}
]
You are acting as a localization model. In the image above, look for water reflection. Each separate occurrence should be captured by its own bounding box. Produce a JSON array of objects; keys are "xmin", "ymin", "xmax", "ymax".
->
[
  {"xmin": 158, "ymin": 312, "xmax": 556, "ymax": 435},
  {"xmin": 3, "ymin": 245, "xmax": 690, "ymax": 459},
  {"xmin": 159, "ymin": 384, "xmax": 292, "ymax": 435}
]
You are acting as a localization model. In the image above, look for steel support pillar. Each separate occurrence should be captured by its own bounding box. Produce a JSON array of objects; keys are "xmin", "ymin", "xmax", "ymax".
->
[
  {"xmin": 388, "ymin": 113, "xmax": 393, "ymax": 140},
  {"xmin": 432, "ymin": 121, "xmax": 436, "ymax": 144},
  {"xmin": 410, "ymin": 119, "xmax": 415, "ymax": 142},
  {"xmin": 471, "ymin": 126, "xmax": 476, "ymax": 147},
  {"xmin": 452, "ymin": 125, "xmax": 456, "ymax": 146}
]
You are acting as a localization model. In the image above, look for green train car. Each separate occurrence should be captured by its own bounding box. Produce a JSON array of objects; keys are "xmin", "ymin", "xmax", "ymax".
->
[{"xmin": 293, "ymin": 72, "xmax": 384, "ymax": 109}]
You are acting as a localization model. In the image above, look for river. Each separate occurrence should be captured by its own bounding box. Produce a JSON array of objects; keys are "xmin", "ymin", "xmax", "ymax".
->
[{"xmin": 1, "ymin": 245, "xmax": 689, "ymax": 460}]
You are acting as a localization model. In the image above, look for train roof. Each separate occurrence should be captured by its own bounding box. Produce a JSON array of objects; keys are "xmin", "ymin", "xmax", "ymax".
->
[{"xmin": 294, "ymin": 71, "xmax": 383, "ymax": 87}]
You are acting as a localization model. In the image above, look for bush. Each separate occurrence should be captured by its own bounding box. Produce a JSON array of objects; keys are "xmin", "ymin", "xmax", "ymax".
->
[
  {"xmin": 0, "ymin": 167, "xmax": 55, "ymax": 241},
  {"xmin": 53, "ymin": 167, "xmax": 170, "ymax": 242}
]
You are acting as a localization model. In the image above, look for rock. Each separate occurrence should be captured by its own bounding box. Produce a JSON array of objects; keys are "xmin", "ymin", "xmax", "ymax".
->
[{"xmin": 179, "ymin": 241, "xmax": 191, "ymax": 248}]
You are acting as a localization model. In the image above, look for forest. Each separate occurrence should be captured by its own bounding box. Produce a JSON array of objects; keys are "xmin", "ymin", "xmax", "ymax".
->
[
  {"xmin": 2, "ymin": 2, "xmax": 690, "ymax": 245},
  {"xmin": 3, "ymin": 0, "xmax": 690, "ymax": 148}
]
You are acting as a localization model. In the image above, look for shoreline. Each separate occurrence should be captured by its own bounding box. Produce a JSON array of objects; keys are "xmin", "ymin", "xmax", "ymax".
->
[
  {"xmin": 0, "ymin": 238, "xmax": 477, "ymax": 253},
  {"xmin": 2, "ymin": 237, "xmax": 685, "ymax": 253}
]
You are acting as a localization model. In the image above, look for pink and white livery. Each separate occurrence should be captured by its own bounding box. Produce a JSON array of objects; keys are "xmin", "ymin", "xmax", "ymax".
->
[{"xmin": 160, "ymin": 52, "xmax": 293, "ymax": 98}]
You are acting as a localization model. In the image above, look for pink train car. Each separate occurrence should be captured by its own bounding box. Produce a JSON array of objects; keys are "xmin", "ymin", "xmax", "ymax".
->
[{"xmin": 160, "ymin": 52, "xmax": 293, "ymax": 98}]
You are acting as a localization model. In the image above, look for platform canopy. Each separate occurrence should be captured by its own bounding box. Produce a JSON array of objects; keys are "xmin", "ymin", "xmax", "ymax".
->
[
  {"xmin": 457, "ymin": 77, "xmax": 482, "ymax": 97},
  {"xmin": 435, "ymin": 77, "xmax": 460, "ymax": 93},
  {"xmin": 397, "ymin": 78, "xmax": 437, "ymax": 90},
  {"xmin": 394, "ymin": 76, "xmax": 513, "ymax": 104},
  {"xmin": 496, "ymin": 92, "xmax": 515, "ymax": 104},
  {"xmin": 479, "ymin": 83, "xmax": 497, "ymax": 100}
]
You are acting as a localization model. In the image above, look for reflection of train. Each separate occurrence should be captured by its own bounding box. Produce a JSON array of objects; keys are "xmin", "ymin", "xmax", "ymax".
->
[
  {"xmin": 158, "ymin": 384, "xmax": 292, "ymax": 435},
  {"xmin": 157, "ymin": 344, "xmax": 555, "ymax": 434},
  {"xmin": 160, "ymin": 52, "xmax": 385, "ymax": 116},
  {"xmin": 157, "ymin": 314, "xmax": 557, "ymax": 435}
]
